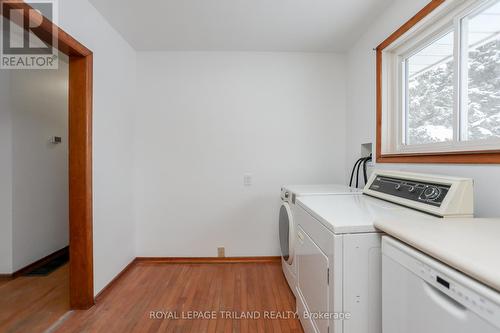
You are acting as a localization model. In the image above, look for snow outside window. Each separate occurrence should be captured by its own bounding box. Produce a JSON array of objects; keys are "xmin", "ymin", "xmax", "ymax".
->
[{"xmin": 382, "ymin": 0, "xmax": 500, "ymax": 154}]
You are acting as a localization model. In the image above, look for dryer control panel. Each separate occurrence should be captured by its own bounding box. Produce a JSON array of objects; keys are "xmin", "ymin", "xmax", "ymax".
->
[
  {"xmin": 368, "ymin": 176, "xmax": 451, "ymax": 207},
  {"xmin": 363, "ymin": 170, "xmax": 473, "ymax": 218}
]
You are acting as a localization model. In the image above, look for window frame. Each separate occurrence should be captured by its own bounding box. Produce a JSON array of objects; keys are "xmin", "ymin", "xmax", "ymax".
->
[{"xmin": 376, "ymin": 0, "xmax": 500, "ymax": 164}]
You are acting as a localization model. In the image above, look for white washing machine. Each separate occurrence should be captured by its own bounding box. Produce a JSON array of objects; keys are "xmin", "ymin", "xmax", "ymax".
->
[
  {"xmin": 279, "ymin": 185, "xmax": 361, "ymax": 296},
  {"xmin": 293, "ymin": 170, "xmax": 474, "ymax": 333}
]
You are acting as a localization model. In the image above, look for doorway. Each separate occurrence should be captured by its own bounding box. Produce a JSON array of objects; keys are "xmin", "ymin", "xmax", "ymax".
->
[{"xmin": 1, "ymin": 1, "xmax": 94, "ymax": 309}]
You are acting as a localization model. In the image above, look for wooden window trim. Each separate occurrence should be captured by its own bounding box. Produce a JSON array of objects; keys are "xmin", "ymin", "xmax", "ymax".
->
[
  {"xmin": 376, "ymin": 0, "xmax": 500, "ymax": 164},
  {"xmin": 2, "ymin": 0, "xmax": 94, "ymax": 309}
]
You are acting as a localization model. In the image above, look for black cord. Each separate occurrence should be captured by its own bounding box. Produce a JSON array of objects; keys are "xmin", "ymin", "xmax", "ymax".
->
[
  {"xmin": 362, "ymin": 154, "xmax": 372, "ymax": 185},
  {"xmin": 355, "ymin": 157, "xmax": 364, "ymax": 188},
  {"xmin": 349, "ymin": 158, "xmax": 362, "ymax": 187},
  {"xmin": 349, "ymin": 158, "xmax": 364, "ymax": 187},
  {"xmin": 350, "ymin": 155, "xmax": 373, "ymax": 188}
]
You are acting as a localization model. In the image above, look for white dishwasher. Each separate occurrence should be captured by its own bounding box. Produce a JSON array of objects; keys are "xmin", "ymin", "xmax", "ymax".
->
[{"xmin": 382, "ymin": 236, "xmax": 500, "ymax": 333}]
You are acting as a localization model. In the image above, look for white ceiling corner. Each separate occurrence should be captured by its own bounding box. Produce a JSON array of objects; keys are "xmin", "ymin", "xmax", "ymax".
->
[{"xmin": 89, "ymin": 0, "xmax": 394, "ymax": 52}]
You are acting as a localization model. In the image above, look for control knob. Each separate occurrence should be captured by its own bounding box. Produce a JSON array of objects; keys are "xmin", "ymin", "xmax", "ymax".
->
[{"xmin": 423, "ymin": 186, "xmax": 441, "ymax": 200}]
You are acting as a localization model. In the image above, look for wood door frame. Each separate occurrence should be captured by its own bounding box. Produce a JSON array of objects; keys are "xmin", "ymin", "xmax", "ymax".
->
[{"xmin": 1, "ymin": 0, "xmax": 94, "ymax": 309}]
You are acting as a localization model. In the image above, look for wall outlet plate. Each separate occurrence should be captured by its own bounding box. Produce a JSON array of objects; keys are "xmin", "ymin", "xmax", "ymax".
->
[
  {"xmin": 361, "ymin": 142, "xmax": 372, "ymax": 158},
  {"xmin": 217, "ymin": 247, "xmax": 225, "ymax": 257},
  {"xmin": 243, "ymin": 173, "xmax": 253, "ymax": 186}
]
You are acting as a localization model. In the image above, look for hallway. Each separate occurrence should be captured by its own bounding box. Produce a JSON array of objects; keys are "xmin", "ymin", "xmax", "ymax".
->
[{"xmin": 0, "ymin": 264, "xmax": 69, "ymax": 333}]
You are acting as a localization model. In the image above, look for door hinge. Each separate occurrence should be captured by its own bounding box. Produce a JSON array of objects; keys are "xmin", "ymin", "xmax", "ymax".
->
[{"xmin": 327, "ymin": 268, "xmax": 330, "ymax": 285}]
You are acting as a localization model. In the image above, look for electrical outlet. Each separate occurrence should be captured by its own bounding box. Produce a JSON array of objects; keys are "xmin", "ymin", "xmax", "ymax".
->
[
  {"xmin": 243, "ymin": 173, "xmax": 253, "ymax": 186},
  {"xmin": 217, "ymin": 247, "xmax": 225, "ymax": 257}
]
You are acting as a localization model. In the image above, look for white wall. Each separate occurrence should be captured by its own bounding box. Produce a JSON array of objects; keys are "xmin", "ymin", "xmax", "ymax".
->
[
  {"xmin": 135, "ymin": 52, "xmax": 347, "ymax": 257},
  {"xmin": 346, "ymin": 0, "xmax": 500, "ymax": 217},
  {"xmin": 58, "ymin": 0, "xmax": 136, "ymax": 294},
  {"xmin": 0, "ymin": 72, "xmax": 13, "ymax": 274},
  {"xmin": 9, "ymin": 60, "xmax": 69, "ymax": 271}
]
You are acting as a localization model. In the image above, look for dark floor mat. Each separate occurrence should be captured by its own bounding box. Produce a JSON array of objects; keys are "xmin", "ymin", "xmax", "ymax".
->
[{"xmin": 25, "ymin": 252, "xmax": 69, "ymax": 276}]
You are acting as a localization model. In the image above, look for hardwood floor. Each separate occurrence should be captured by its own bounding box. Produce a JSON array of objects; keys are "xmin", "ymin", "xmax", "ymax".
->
[
  {"xmin": 55, "ymin": 262, "xmax": 303, "ymax": 333},
  {"xmin": 0, "ymin": 278, "xmax": 11, "ymax": 289},
  {"xmin": 0, "ymin": 264, "xmax": 69, "ymax": 333}
]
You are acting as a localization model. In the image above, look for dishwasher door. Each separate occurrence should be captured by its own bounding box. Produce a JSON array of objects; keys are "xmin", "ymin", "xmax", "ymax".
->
[{"xmin": 382, "ymin": 236, "xmax": 500, "ymax": 333}]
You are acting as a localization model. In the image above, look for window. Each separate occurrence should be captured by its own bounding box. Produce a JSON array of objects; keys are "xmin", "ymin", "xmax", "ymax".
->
[
  {"xmin": 405, "ymin": 30, "xmax": 455, "ymax": 145},
  {"xmin": 464, "ymin": 3, "xmax": 500, "ymax": 141},
  {"xmin": 377, "ymin": 0, "xmax": 500, "ymax": 163}
]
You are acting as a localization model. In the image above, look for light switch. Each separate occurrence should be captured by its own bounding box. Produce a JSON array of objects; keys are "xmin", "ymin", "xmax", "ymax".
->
[{"xmin": 49, "ymin": 136, "xmax": 62, "ymax": 144}]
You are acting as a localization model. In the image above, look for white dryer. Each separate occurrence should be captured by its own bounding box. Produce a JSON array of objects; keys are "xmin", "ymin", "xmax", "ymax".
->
[
  {"xmin": 279, "ymin": 185, "xmax": 361, "ymax": 296},
  {"xmin": 293, "ymin": 170, "xmax": 474, "ymax": 333}
]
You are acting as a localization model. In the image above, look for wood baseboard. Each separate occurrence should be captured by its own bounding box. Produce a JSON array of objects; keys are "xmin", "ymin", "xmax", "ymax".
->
[
  {"xmin": 11, "ymin": 246, "xmax": 69, "ymax": 278},
  {"xmin": 95, "ymin": 258, "xmax": 137, "ymax": 302},
  {"xmin": 135, "ymin": 256, "xmax": 281, "ymax": 264}
]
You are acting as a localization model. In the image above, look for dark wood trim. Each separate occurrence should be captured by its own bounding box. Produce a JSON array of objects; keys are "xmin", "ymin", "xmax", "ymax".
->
[
  {"xmin": 1, "ymin": 0, "xmax": 92, "ymax": 56},
  {"xmin": 68, "ymin": 53, "xmax": 94, "ymax": 309},
  {"xmin": 135, "ymin": 256, "xmax": 282, "ymax": 264},
  {"xmin": 376, "ymin": 45, "xmax": 383, "ymax": 161},
  {"xmin": 377, "ymin": 150, "xmax": 500, "ymax": 164},
  {"xmin": 2, "ymin": 0, "xmax": 94, "ymax": 309},
  {"xmin": 375, "ymin": 0, "xmax": 500, "ymax": 164},
  {"xmin": 95, "ymin": 259, "xmax": 137, "ymax": 302},
  {"xmin": 12, "ymin": 247, "xmax": 69, "ymax": 278},
  {"xmin": 376, "ymin": 0, "xmax": 445, "ymax": 51}
]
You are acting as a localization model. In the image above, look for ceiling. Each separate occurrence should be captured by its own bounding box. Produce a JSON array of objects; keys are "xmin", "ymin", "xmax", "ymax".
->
[{"xmin": 88, "ymin": 0, "xmax": 393, "ymax": 52}]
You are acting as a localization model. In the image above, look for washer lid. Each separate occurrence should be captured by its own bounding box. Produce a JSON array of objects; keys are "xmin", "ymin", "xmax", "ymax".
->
[
  {"xmin": 282, "ymin": 184, "xmax": 361, "ymax": 196},
  {"xmin": 297, "ymin": 194, "xmax": 436, "ymax": 234}
]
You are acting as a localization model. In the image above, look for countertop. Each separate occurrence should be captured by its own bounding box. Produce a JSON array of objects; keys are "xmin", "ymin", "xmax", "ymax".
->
[{"xmin": 374, "ymin": 217, "xmax": 500, "ymax": 292}]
